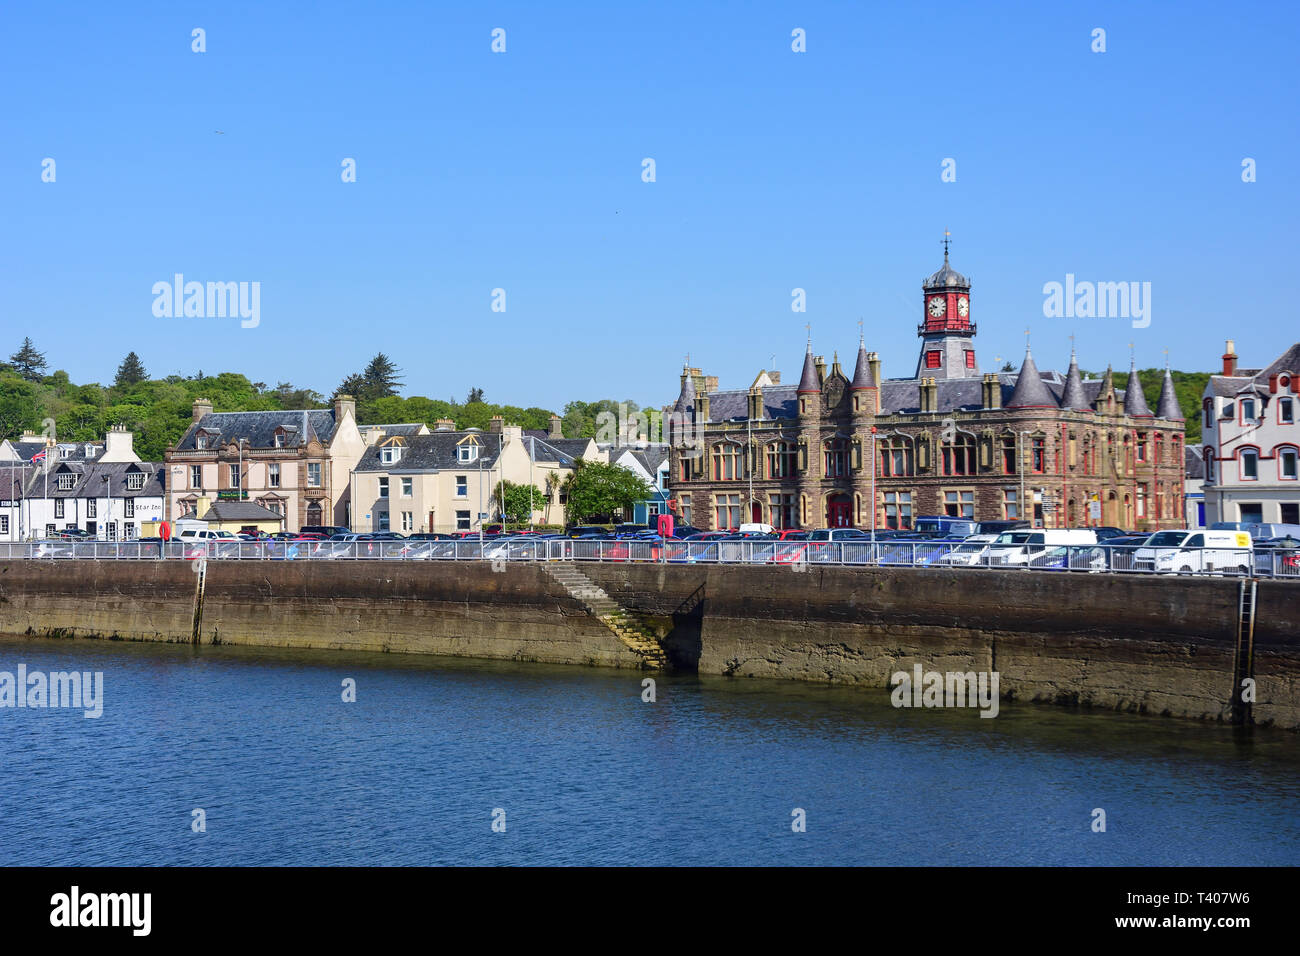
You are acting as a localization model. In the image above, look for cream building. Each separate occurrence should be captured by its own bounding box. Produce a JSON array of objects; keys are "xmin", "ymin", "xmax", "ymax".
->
[{"xmin": 351, "ymin": 416, "xmax": 599, "ymax": 533}]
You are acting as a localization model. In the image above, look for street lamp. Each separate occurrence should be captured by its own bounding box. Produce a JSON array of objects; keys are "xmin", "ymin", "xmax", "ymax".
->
[{"xmin": 869, "ymin": 426, "xmax": 877, "ymax": 546}]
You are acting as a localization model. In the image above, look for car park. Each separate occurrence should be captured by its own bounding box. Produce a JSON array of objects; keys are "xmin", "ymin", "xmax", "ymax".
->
[
  {"xmin": 1253, "ymin": 535, "xmax": 1300, "ymax": 576},
  {"xmin": 934, "ymin": 535, "xmax": 998, "ymax": 566},
  {"xmin": 980, "ymin": 530, "xmax": 1098, "ymax": 567}
]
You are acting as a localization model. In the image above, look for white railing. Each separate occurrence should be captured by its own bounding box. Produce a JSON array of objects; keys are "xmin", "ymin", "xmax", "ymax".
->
[{"xmin": 0, "ymin": 538, "xmax": 1296, "ymax": 578}]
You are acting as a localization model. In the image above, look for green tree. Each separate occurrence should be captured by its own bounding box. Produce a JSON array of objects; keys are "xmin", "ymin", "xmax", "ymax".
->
[
  {"xmin": 561, "ymin": 460, "xmax": 652, "ymax": 526},
  {"xmin": 465, "ymin": 386, "xmax": 484, "ymax": 404},
  {"xmin": 9, "ymin": 337, "xmax": 48, "ymax": 381},
  {"xmin": 363, "ymin": 353, "xmax": 403, "ymax": 398},
  {"xmin": 114, "ymin": 351, "xmax": 148, "ymax": 388},
  {"xmin": 493, "ymin": 480, "xmax": 547, "ymax": 523}
]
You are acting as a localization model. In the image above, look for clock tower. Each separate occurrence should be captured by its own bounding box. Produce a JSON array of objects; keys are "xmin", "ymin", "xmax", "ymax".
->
[{"xmin": 914, "ymin": 235, "xmax": 979, "ymax": 379}]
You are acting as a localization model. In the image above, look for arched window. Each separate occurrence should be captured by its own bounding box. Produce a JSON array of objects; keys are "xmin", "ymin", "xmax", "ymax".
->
[
  {"xmin": 942, "ymin": 434, "xmax": 976, "ymax": 476},
  {"xmin": 824, "ymin": 438, "xmax": 849, "ymax": 478},
  {"xmin": 767, "ymin": 441, "xmax": 797, "ymax": 479},
  {"xmin": 1203, "ymin": 448, "xmax": 1215, "ymax": 482},
  {"xmin": 711, "ymin": 444, "xmax": 740, "ymax": 481},
  {"xmin": 1277, "ymin": 444, "xmax": 1299, "ymax": 481},
  {"xmin": 1238, "ymin": 446, "xmax": 1259, "ymax": 481},
  {"xmin": 878, "ymin": 436, "xmax": 914, "ymax": 477}
]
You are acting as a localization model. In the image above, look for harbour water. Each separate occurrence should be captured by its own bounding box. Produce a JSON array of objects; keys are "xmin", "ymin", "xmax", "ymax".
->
[{"xmin": 1, "ymin": 635, "xmax": 1296, "ymax": 866}]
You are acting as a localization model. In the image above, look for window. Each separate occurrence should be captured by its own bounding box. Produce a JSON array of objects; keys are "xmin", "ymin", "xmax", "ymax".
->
[
  {"xmin": 1282, "ymin": 503, "xmax": 1300, "ymax": 524},
  {"xmin": 1281, "ymin": 397, "xmax": 1294, "ymax": 424},
  {"xmin": 878, "ymin": 437, "xmax": 913, "ymax": 477},
  {"xmin": 767, "ymin": 442, "xmax": 796, "ymax": 479},
  {"xmin": 1204, "ymin": 449, "xmax": 1215, "ymax": 482},
  {"xmin": 401, "ymin": 511, "xmax": 414, "ymax": 532},
  {"xmin": 1003, "ymin": 489, "xmax": 1019, "ymax": 519},
  {"xmin": 1001, "ymin": 435, "xmax": 1017, "ymax": 474},
  {"xmin": 191, "ymin": 465, "xmax": 202, "ymax": 488},
  {"xmin": 268, "ymin": 463, "xmax": 280, "ymax": 488},
  {"xmin": 944, "ymin": 490, "xmax": 974, "ymax": 519},
  {"xmin": 712, "ymin": 444, "xmax": 740, "ymax": 481},
  {"xmin": 126, "ymin": 472, "xmax": 144, "ymax": 491},
  {"xmin": 0, "ymin": 516, "xmax": 7, "ymax": 534},
  {"xmin": 458, "ymin": 444, "xmax": 478, "ymax": 463},
  {"xmin": 124, "ymin": 498, "xmax": 135, "ymax": 518},
  {"xmin": 196, "ymin": 435, "xmax": 208, "ymax": 450},
  {"xmin": 57, "ymin": 473, "xmax": 75, "ymax": 491},
  {"xmin": 401, "ymin": 477, "xmax": 413, "ymax": 497},
  {"xmin": 123, "ymin": 523, "xmax": 137, "ymax": 540},
  {"xmin": 1239, "ymin": 503, "xmax": 1263, "ymax": 525},
  {"xmin": 378, "ymin": 510, "xmax": 390, "ymax": 531},
  {"xmin": 942, "ymin": 435, "xmax": 975, "ymax": 476},
  {"xmin": 85, "ymin": 520, "xmax": 96, "ymax": 535},
  {"xmin": 307, "ymin": 463, "xmax": 322, "ymax": 487},
  {"xmin": 823, "ymin": 439, "xmax": 849, "ymax": 478},
  {"xmin": 1136, "ymin": 435, "xmax": 1147, "ymax": 463},
  {"xmin": 1031, "ymin": 437, "xmax": 1046, "ymax": 473},
  {"xmin": 882, "ymin": 492, "xmax": 912, "ymax": 530},
  {"xmin": 230, "ymin": 465, "xmax": 241, "ymax": 489},
  {"xmin": 714, "ymin": 494, "xmax": 741, "ymax": 530},
  {"xmin": 87, "ymin": 499, "xmax": 96, "ymax": 518},
  {"xmin": 1280, "ymin": 447, "xmax": 1298, "ymax": 480},
  {"xmin": 55, "ymin": 499, "xmax": 65, "ymax": 519},
  {"xmin": 1203, "ymin": 398, "xmax": 1213, "ymax": 428},
  {"xmin": 60, "ymin": 447, "xmax": 70, "ymax": 459},
  {"xmin": 1136, "ymin": 484, "xmax": 1147, "ymax": 518},
  {"xmin": 964, "ymin": 350, "xmax": 976, "ymax": 369},
  {"xmin": 925, "ymin": 350, "xmax": 942, "ymax": 369},
  {"xmin": 274, "ymin": 431, "xmax": 285, "ymax": 448},
  {"xmin": 1241, "ymin": 399, "xmax": 1256, "ymax": 422},
  {"xmin": 456, "ymin": 510, "xmax": 471, "ymax": 531},
  {"xmin": 381, "ymin": 445, "xmax": 402, "ymax": 464},
  {"xmin": 378, "ymin": 477, "xmax": 389, "ymax": 498},
  {"xmin": 1240, "ymin": 449, "xmax": 1258, "ymax": 480},
  {"xmin": 46, "ymin": 523, "xmax": 56, "ymax": 537},
  {"xmin": 456, "ymin": 476, "xmax": 468, "ymax": 498},
  {"xmin": 769, "ymin": 494, "xmax": 796, "ymax": 529}
]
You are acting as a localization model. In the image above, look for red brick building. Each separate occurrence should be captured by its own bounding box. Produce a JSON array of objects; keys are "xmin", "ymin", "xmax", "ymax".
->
[{"xmin": 667, "ymin": 245, "xmax": 1186, "ymax": 532}]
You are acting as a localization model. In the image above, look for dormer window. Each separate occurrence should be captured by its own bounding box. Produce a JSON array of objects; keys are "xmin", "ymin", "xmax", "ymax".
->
[
  {"xmin": 60, "ymin": 447, "xmax": 71, "ymax": 459},
  {"xmin": 1241, "ymin": 398, "xmax": 1256, "ymax": 422},
  {"xmin": 381, "ymin": 445, "xmax": 403, "ymax": 464},
  {"xmin": 126, "ymin": 472, "xmax": 144, "ymax": 491},
  {"xmin": 57, "ymin": 473, "xmax": 75, "ymax": 491},
  {"xmin": 458, "ymin": 444, "xmax": 478, "ymax": 463},
  {"xmin": 274, "ymin": 428, "xmax": 286, "ymax": 448},
  {"xmin": 196, "ymin": 435, "xmax": 208, "ymax": 450}
]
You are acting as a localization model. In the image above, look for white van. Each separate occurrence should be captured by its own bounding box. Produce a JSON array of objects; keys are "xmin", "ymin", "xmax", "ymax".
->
[
  {"xmin": 1134, "ymin": 529, "xmax": 1253, "ymax": 575},
  {"xmin": 980, "ymin": 529, "xmax": 1097, "ymax": 567},
  {"xmin": 738, "ymin": 522, "xmax": 775, "ymax": 535},
  {"xmin": 178, "ymin": 529, "xmax": 237, "ymax": 540},
  {"xmin": 934, "ymin": 534, "xmax": 997, "ymax": 566}
]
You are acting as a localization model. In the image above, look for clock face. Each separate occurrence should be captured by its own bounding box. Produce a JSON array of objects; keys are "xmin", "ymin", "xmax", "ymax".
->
[
  {"xmin": 957, "ymin": 296, "xmax": 969, "ymax": 317},
  {"xmin": 927, "ymin": 296, "xmax": 946, "ymax": 318}
]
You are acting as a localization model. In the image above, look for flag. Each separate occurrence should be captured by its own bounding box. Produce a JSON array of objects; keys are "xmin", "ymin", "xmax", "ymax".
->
[{"xmin": 31, "ymin": 449, "xmax": 46, "ymax": 462}]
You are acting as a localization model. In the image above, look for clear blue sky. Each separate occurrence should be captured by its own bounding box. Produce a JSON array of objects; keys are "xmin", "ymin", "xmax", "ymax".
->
[{"xmin": 2, "ymin": 1, "xmax": 1296, "ymax": 410}]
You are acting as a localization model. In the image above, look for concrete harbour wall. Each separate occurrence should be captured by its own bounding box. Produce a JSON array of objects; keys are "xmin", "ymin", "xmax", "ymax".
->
[{"xmin": 0, "ymin": 559, "xmax": 1296, "ymax": 728}]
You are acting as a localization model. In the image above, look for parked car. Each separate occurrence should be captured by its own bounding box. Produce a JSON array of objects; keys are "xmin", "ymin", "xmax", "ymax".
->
[
  {"xmin": 1253, "ymin": 535, "xmax": 1300, "ymax": 575},
  {"xmin": 178, "ymin": 529, "xmax": 238, "ymax": 541},
  {"xmin": 1094, "ymin": 534, "xmax": 1151, "ymax": 570},
  {"xmin": 1090, "ymin": 527, "xmax": 1129, "ymax": 541},
  {"xmin": 566, "ymin": 526, "xmax": 609, "ymax": 539},
  {"xmin": 974, "ymin": 520, "xmax": 1030, "ymax": 536},
  {"xmin": 980, "ymin": 530, "xmax": 1098, "ymax": 567},
  {"xmin": 913, "ymin": 516, "xmax": 978, "ymax": 539},
  {"xmin": 50, "ymin": 528, "xmax": 95, "ymax": 540},
  {"xmin": 1133, "ymin": 529, "xmax": 1253, "ymax": 575},
  {"xmin": 300, "ymin": 525, "xmax": 349, "ymax": 538},
  {"xmin": 1246, "ymin": 523, "xmax": 1300, "ymax": 541},
  {"xmin": 1027, "ymin": 545, "xmax": 1107, "ymax": 572},
  {"xmin": 934, "ymin": 535, "xmax": 998, "ymax": 566}
]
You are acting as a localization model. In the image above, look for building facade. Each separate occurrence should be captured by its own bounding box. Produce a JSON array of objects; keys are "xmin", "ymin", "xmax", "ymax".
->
[
  {"xmin": 667, "ymin": 245, "xmax": 1187, "ymax": 532},
  {"xmin": 164, "ymin": 396, "xmax": 367, "ymax": 531},
  {"xmin": 1200, "ymin": 340, "xmax": 1300, "ymax": 527}
]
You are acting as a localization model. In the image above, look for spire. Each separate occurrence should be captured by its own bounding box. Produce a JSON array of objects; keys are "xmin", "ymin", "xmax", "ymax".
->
[
  {"xmin": 673, "ymin": 366, "xmax": 695, "ymax": 414},
  {"xmin": 851, "ymin": 341, "xmax": 875, "ymax": 389},
  {"xmin": 1156, "ymin": 365, "xmax": 1182, "ymax": 420},
  {"xmin": 797, "ymin": 338, "xmax": 820, "ymax": 393},
  {"xmin": 1060, "ymin": 344, "xmax": 1089, "ymax": 410},
  {"xmin": 1123, "ymin": 358, "xmax": 1153, "ymax": 418},
  {"xmin": 1006, "ymin": 347, "xmax": 1058, "ymax": 409}
]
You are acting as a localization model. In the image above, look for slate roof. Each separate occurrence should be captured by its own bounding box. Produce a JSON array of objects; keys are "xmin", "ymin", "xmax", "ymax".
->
[
  {"xmin": 1123, "ymin": 361, "xmax": 1154, "ymax": 417},
  {"xmin": 1156, "ymin": 368, "xmax": 1183, "ymax": 419},
  {"xmin": 25, "ymin": 461, "xmax": 165, "ymax": 498},
  {"xmin": 797, "ymin": 346, "xmax": 820, "ymax": 392},
  {"xmin": 524, "ymin": 436, "xmax": 591, "ymax": 465},
  {"xmin": 368, "ymin": 423, "xmax": 427, "ymax": 438},
  {"xmin": 922, "ymin": 251, "xmax": 970, "ymax": 289},
  {"xmin": 1006, "ymin": 352, "xmax": 1059, "ymax": 409},
  {"xmin": 1060, "ymin": 354, "xmax": 1090, "ymax": 410},
  {"xmin": 11, "ymin": 440, "xmax": 104, "ymax": 463},
  {"xmin": 199, "ymin": 501, "xmax": 285, "ymax": 523},
  {"xmin": 353, "ymin": 432, "xmax": 502, "ymax": 472},
  {"xmin": 173, "ymin": 409, "xmax": 341, "ymax": 452},
  {"xmin": 673, "ymin": 371, "xmax": 695, "ymax": 414},
  {"xmin": 1185, "ymin": 444, "xmax": 1205, "ymax": 480},
  {"xmin": 1258, "ymin": 343, "xmax": 1300, "ymax": 380},
  {"xmin": 851, "ymin": 343, "xmax": 875, "ymax": 389}
]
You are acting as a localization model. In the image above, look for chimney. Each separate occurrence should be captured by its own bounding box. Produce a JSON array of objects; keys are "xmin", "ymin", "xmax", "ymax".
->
[
  {"xmin": 21, "ymin": 430, "xmax": 35, "ymax": 439},
  {"xmin": 333, "ymin": 393, "xmax": 356, "ymax": 423},
  {"xmin": 435, "ymin": 418, "xmax": 455, "ymax": 432},
  {"xmin": 101, "ymin": 425, "xmax": 140, "ymax": 463},
  {"xmin": 1222, "ymin": 340, "xmax": 1237, "ymax": 376},
  {"xmin": 815, "ymin": 355, "xmax": 827, "ymax": 385},
  {"xmin": 768, "ymin": 370, "xmax": 781, "ymax": 385},
  {"xmin": 489, "ymin": 415, "xmax": 505, "ymax": 434},
  {"xmin": 704, "ymin": 375, "xmax": 719, "ymax": 391},
  {"xmin": 868, "ymin": 352, "xmax": 882, "ymax": 388},
  {"xmin": 920, "ymin": 377, "xmax": 938, "ymax": 413},
  {"xmin": 548, "ymin": 414, "xmax": 563, "ymax": 438},
  {"xmin": 748, "ymin": 386, "xmax": 763, "ymax": 420},
  {"xmin": 982, "ymin": 372, "xmax": 1002, "ymax": 409},
  {"xmin": 192, "ymin": 398, "xmax": 213, "ymax": 424},
  {"xmin": 195, "ymin": 496, "xmax": 211, "ymax": 519}
]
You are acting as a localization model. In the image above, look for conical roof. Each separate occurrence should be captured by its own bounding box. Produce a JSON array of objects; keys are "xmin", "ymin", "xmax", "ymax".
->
[
  {"xmin": 851, "ymin": 342, "xmax": 874, "ymax": 389},
  {"xmin": 672, "ymin": 368, "xmax": 695, "ymax": 414},
  {"xmin": 923, "ymin": 250, "xmax": 970, "ymax": 290},
  {"xmin": 1060, "ymin": 351, "xmax": 1090, "ymax": 410},
  {"xmin": 1123, "ymin": 360, "xmax": 1153, "ymax": 417},
  {"xmin": 1006, "ymin": 350, "xmax": 1059, "ymax": 409},
  {"xmin": 1156, "ymin": 367, "xmax": 1183, "ymax": 420},
  {"xmin": 797, "ymin": 342, "xmax": 820, "ymax": 393}
]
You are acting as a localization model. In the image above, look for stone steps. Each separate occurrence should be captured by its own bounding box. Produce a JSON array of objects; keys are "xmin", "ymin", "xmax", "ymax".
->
[{"xmin": 544, "ymin": 562, "xmax": 666, "ymax": 669}]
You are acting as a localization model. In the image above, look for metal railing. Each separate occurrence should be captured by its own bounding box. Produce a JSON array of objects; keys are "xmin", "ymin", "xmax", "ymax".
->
[{"xmin": 0, "ymin": 539, "xmax": 1296, "ymax": 578}]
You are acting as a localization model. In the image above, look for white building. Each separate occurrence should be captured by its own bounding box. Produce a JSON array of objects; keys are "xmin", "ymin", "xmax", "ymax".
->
[
  {"xmin": 5, "ymin": 428, "xmax": 165, "ymax": 540},
  {"xmin": 1200, "ymin": 340, "xmax": 1300, "ymax": 527}
]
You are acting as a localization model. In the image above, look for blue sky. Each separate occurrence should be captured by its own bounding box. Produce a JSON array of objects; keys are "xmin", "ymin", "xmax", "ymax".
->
[{"xmin": 2, "ymin": 1, "xmax": 1296, "ymax": 409}]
